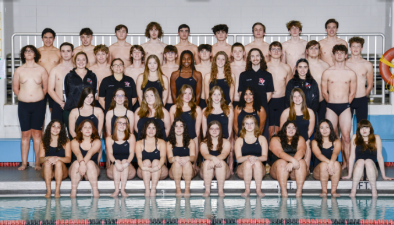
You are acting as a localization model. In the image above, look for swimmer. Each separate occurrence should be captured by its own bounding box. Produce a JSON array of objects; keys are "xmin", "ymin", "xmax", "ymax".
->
[
  {"xmin": 175, "ymin": 24, "xmax": 200, "ymax": 64},
  {"xmin": 281, "ymin": 20, "xmax": 307, "ymax": 70},
  {"xmin": 161, "ymin": 45, "xmax": 179, "ymax": 111},
  {"xmin": 321, "ymin": 44, "xmax": 357, "ymax": 170},
  {"xmin": 73, "ymin": 28, "xmax": 96, "ymax": 68},
  {"xmin": 108, "ymin": 24, "xmax": 132, "ymax": 67},
  {"xmin": 141, "ymin": 22, "xmax": 167, "ymax": 65},
  {"xmin": 13, "ymin": 45, "xmax": 48, "ymax": 170},
  {"xmin": 245, "ymin": 22, "xmax": 270, "ymax": 60},
  {"xmin": 230, "ymin": 43, "xmax": 246, "ymax": 109},
  {"xmin": 211, "ymin": 24, "xmax": 232, "ymax": 58},
  {"xmin": 195, "ymin": 44, "xmax": 213, "ymax": 109},
  {"xmin": 90, "ymin": 44, "xmax": 112, "ymax": 90},
  {"xmin": 48, "ymin": 42, "xmax": 74, "ymax": 123},
  {"xmin": 319, "ymin": 19, "xmax": 348, "ymax": 66},
  {"xmin": 346, "ymin": 37, "xmax": 373, "ymax": 123},
  {"xmin": 124, "ymin": 45, "xmax": 146, "ymax": 82}
]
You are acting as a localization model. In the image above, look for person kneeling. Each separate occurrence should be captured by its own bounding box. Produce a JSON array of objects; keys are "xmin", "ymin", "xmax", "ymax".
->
[
  {"xmin": 136, "ymin": 120, "xmax": 168, "ymax": 196},
  {"xmin": 69, "ymin": 120, "xmax": 102, "ymax": 198},
  {"xmin": 167, "ymin": 118, "xmax": 196, "ymax": 196},
  {"xmin": 342, "ymin": 119, "xmax": 394, "ymax": 197},
  {"xmin": 200, "ymin": 121, "xmax": 231, "ymax": 197},
  {"xmin": 311, "ymin": 119, "xmax": 342, "ymax": 197},
  {"xmin": 39, "ymin": 120, "xmax": 71, "ymax": 198},
  {"xmin": 235, "ymin": 115, "xmax": 268, "ymax": 197},
  {"xmin": 106, "ymin": 116, "xmax": 137, "ymax": 197},
  {"xmin": 269, "ymin": 120, "xmax": 307, "ymax": 197}
]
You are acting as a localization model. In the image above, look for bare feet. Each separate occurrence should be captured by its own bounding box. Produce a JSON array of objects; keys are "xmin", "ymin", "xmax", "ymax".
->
[
  {"xmin": 281, "ymin": 191, "xmax": 288, "ymax": 197},
  {"xmin": 145, "ymin": 190, "xmax": 150, "ymax": 197},
  {"xmin": 92, "ymin": 190, "xmax": 100, "ymax": 198},
  {"xmin": 45, "ymin": 192, "xmax": 51, "ymax": 198},
  {"xmin": 331, "ymin": 192, "xmax": 340, "ymax": 197},
  {"xmin": 184, "ymin": 189, "xmax": 191, "ymax": 197},
  {"xmin": 241, "ymin": 190, "xmax": 250, "ymax": 197},
  {"xmin": 349, "ymin": 189, "xmax": 357, "ymax": 197},
  {"xmin": 120, "ymin": 190, "xmax": 129, "ymax": 197},
  {"xmin": 218, "ymin": 190, "xmax": 225, "ymax": 197},
  {"xmin": 372, "ymin": 189, "xmax": 378, "ymax": 197},
  {"xmin": 295, "ymin": 190, "xmax": 302, "ymax": 197},
  {"xmin": 110, "ymin": 190, "xmax": 119, "ymax": 197},
  {"xmin": 18, "ymin": 164, "xmax": 27, "ymax": 171},
  {"xmin": 150, "ymin": 188, "xmax": 156, "ymax": 197},
  {"xmin": 319, "ymin": 192, "xmax": 328, "ymax": 197},
  {"xmin": 175, "ymin": 190, "xmax": 183, "ymax": 197},
  {"xmin": 256, "ymin": 190, "xmax": 265, "ymax": 197},
  {"xmin": 54, "ymin": 190, "xmax": 61, "ymax": 198},
  {"xmin": 202, "ymin": 191, "xmax": 210, "ymax": 197},
  {"xmin": 70, "ymin": 189, "xmax": 77, "ymax": 198},
  {"xmin": 35, "ymin": 163, "xmax": 42, "ymax": 170}
]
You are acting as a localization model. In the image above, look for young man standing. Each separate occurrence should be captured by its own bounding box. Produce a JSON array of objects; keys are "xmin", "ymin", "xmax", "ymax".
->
[
  {"xmin": 346, "ymin": 37, "xmax": 373, "ymax": 123},
  {"xmin": 245, "ymin": 22, "xmax": 270, "ymax": 61},
  {"xmin": 211, "ymin": 24, "xmax": 232, "ymax": 57},
  {"xmin": 73, "ymin": 28, "xmax": 96, "ymax": 67},
  {"xmin": 195, "ymin": 44, "xmax": 213, "ymax": 109},
  {"xmin": 238, "ymin": 48, "xmax": 274, "ymax": 140},
  {"xmin": 161, "ymin": 45, "xmax": 179, "ymax": 111},
  {"xmin": 48, "ymin": 42, "xmax": 74, "ymax": 123},
  {"xmin": 230, "ymin": 42, "xmax": 246, "ymax": 108},
  {"xmin": 124, "ymin": 45, "xmax": 145, "ymax": 82},
  {"xmin": 108, "ymin": 24, "xmax": 132, "ymax": 67},
  {"xmin": 321, "ymin": 44, "xmax": 357, "ymax": 170},
  {"xmin": 90, "ymin": 44, "xmax": 112, "ymax": 88},
  {"xmin": 141, "ymin": 22, "xmax": 167, "ymax": 65},
  {"xmin": 282, "ymin": 20, "xmax": 307, "ymax": 70},
  {"xmin": 267, "ymin": 41, "xmax": 292, "ymax": 138},
  {"xmin": 13, "ymin": 45, "xmax": 48, "ymax": 170},
  {"xmin": 175, "ymin": 24, "xmax": 200, "ymax": 64},
  {"xmin": 306, "ymin": 40, "xmax": 330, "ymax": 121},
  {"xmin": 319, "ymin": 19, "xmax": 348, "ymax": 66}
]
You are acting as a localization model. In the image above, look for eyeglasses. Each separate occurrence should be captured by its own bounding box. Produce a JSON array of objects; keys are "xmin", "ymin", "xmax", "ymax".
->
[
  {"xmin": 115, "ymin": 94, "xmax": 125, "ymax": 98},
  {"xmin": 117, "ymin": 122, "xmax": 127, "ymax": 126},
  {"xmin": 25, "ymin": 50, "xmax": 34, "ymax": 53},
  {"xmin": 271, "ymin": 48, "xmax": 282, "ymax": 52},
  {"xmin": 112, "ymin": 64, "xmax": 124, "ymax": 68}
]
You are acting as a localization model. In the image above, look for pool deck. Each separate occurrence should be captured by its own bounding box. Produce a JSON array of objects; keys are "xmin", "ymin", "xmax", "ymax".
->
[{"xmin": 1, "ymin": 166, "xmax": 394, "ymax": 197}]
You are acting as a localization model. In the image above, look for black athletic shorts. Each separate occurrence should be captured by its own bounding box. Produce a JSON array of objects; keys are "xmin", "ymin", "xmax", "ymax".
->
[
  {"xmin": 18, "ymin": 99, "xmax": 46, "ymax": 131},
  {"xmin": 350, "ymin": 96, "xmax": 368, "ymax": 123},
  {"xmin": 268, "ymin": 97, "xmax": 285, "ymax": 127},
  {"xmin": 317, "ymin": 100, "xmax": 327, "ymax": 123},
  {"xmin": 52, "ymin": 101, "xmax": 64, "ymax": 123}
]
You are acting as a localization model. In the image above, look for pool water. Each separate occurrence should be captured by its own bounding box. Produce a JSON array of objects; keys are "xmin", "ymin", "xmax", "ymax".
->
[{"xmin": 0, "ymin": 196, "xmax": 393, "ymax": 220}]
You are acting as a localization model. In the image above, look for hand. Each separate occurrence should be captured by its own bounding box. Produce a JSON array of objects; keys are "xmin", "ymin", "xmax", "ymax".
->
[
  {"xmin": 115, "ymin": 161, "xmax": 124, "ymax": 172},
  {"xmin": 327, "ymin": 161, "xmax": 335, "ymax": 176},
  {"xmin": 212, "ymin": 157, "xmax": 221, "ymax": 167},
  {"xmin": 78, "ymin": 162, "xmax": 87, "ymax": 176},
  {"xmin": 291, "ymin": 158, "xmax": 300, "ymax": 169},
  {"xmin": 122, "ymin": 162, "xmax": 130, "ymax": 169},
  {"xmin": 285, "ymin": 163, "xmax": 294, "ymax": 172},
  {"xmin": 342, "ymin": 175, "xmax": 351, "ymax": 180},
  {"xmin": 208, "ymin": 160, "xmax": 215, "ymax": 169},
  {"xmin": 382, "ymin": 176, "xmax": 394, "ymax": 181},
  {"xmin": 60, "ymin": 102, "xmax": 65, "ymax": 110},
  {"xmin": 48, "ymin": 157, "xmax": 57, "ymax": 164},
  {"xmin": 248, "ymin": 156, "xmax": 257, "ymax": 165},
  {"xmin": 152, "ymin": 165, "xmax": 161, "ymax": 172}
]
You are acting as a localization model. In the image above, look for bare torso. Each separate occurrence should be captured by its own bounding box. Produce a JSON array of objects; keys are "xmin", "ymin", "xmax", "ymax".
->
[
  {"xmin": 109, "ymin": 42, "xmax": 132, "ymax": 67},
  {"xmin": 90, "ymin": 64, "xmax": 112, "ymax": 87},
  {"xmin": 319, "ymin": 37, "xmax": 348, "ymax": 66},
  {"xmin": 245, "ymin": 42, "xmax": 270, "ymax": 61},
  {"xmin": 175, "ymin": 43, "xmax": 199, "ymax": 64},
  {"xmin": 162, "ymin": 64, "xmax": 179, "ymax": 104},
  {"xmin": 230, "ymin": 62, "xmax": 246, "ymax": 101},
  {"xmin": 267, "ymin": 61, "xmax": 291, "ymax": 98},
  {"xmin": 16, "ymin": 64, "xmax": 46, "ymax": 102},
  {"xmin": 73, "ymin": 45, "xmax": 96, "ymax": 68},
  {"xmin": 309, "ymin": 59, "xmax": 330, "ymax": 102},
  {"xmin": 141, "ymin": 40, "xmax": 167, "ymax": 65},
  {"xmin": 124, "ymin": 64, "xmax": 144, "ymax": 83},
  {"xmin": 282, "ymin": 39, "xmax": 307, "ymax": 69},
  {"xmin": 37, "ymin": 46, "xmax": 61, "ymax": 73},
  {"xmin": 212, "ymin": 43, "xmax": 232, "ymax": 58},
  {"xmin": 324, "ymin": 66, "xmax": 356, "ymax": 103},
  {"xmin": 50, "ymin": 63, "xmax": 73, "ymax": 101},
  {"xmin": 195, "ymin": 63, "xmax": 212, "ymax": 100},
  {"xmin": 346, "ymin": 58, "xmax": 373, "ymax": 97}
]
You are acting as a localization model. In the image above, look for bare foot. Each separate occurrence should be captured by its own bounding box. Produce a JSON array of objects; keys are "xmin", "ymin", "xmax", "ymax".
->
[
  {"xmin": 202, "ymin": 191, "xmax": 210, "ymax": 197},
  {"xmin": 331, "ymin": 192, "xmax": 340, "ymax": 197},
  {"xmin": 145, "ymin": 190, "xmax": 150, "ymax": 197},
  {"xmin": 372, "ymin": 189, "xmax": 378, "ymax": 197},
  {"xmin": 218, "ymin": 191, "xmax": 225, "ymax": 197},
  {"xmin": 18, "ymin": 164, "xmax": 27, "ymax": 171},
  {"xmin": 70, "ymin": 189, "xmax": 77, "ymax": 198},
  {"xmin": 110, "ymin": 191, "xmax": 119, "ymax": 198},
  {"xmin": 281, "ymin": 192, "xmax": 288, "ymax": 197},
  {"xmin": 319, "ymin": 192, "xmax": 328, "ymax": 197},
  {"xmin": 256, "ymin": 190, "xmax": 265, "ymax": 197},
  {"xmin": 54, "ymin": 190, "xmax": 61, "ymax": 198},
  {"xmin": 45, "ymin": 192, "xmax": 51, "ymax": 198},
  {"xmin": 241, "ymin": 190, "xmax": 250, "ymax": 197},
  {"xmin": 349, "ymin": 190, "xmax": 357, "ymax": 197},
  {"xmin": 92, "ymin": 190, "xmax": 100, "ymax": 198},
  {"xmin": 120, "ymin": 190, "xmax": 129, "ymax": 197},
  {"xmin": 150, "ymin": 189, "xmax": 156, "ymax": 197},
  {"xmin": 295, "ymin": 190, "xmax": 302, "ymax": 197},
  {"xmin": 184, "ymin": 189, "xmax": 191, "ymax": 197},
  {"xmin": 35, "ymin": 164, "xmax": 42, "ymax": 170}
]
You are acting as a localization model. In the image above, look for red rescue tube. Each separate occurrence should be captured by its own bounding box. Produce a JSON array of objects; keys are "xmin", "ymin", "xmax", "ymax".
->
[{"xmin": 379, "ymin": 48, "xmax": 394, "ymax": 84}]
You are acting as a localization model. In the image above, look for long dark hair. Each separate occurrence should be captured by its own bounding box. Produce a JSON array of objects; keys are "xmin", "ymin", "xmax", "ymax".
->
[
  {"xmin": 139, "ymin": 119, "xmax": 164, "ymax": 140},
  {"xmin": 168, "ymin": 118, "xmax": 191, "ymax": 148},
  {"xmin": 237, "ymin": 86, "xmax": 262, "ymax": 112},
  {"xmin": 202, "ymin": 121, "xmax": 223, "ymax": 154},
  {"xmin": 314, "ymin": 119, "xmax": 338, "ymax": 150},
  {"xmin": 178, "ymin": 50, "xmax": 196, "ymax": 71},
  {"xmin": 77, "ymin": 87, "xmax": 95, "ymax": 108},
  {"xmin": 245, "ymin": 48, "xmax": 267, "ymax": 71},
  {"xmin": 277, "ymin": 120, "xmax": 300, "ymax": 149},
  {"xmin": 355, "ymin": 119, "xmax": 377, "ymax": 152},
  {"xmin": 293, "ymin": 58, "xmax": 313, "ymax": 81},
  {"xmin": 42, "ymin": 119, "xmax": 69, "ymax": 154}
]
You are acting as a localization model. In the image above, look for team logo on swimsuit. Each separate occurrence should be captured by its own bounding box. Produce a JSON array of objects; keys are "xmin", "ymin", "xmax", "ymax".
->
[
  {"xmin": 258, "ymin": 78, "xmax": 265, "ymax": 85},
  {"xmin": 87, "ymin": 78, "xmax": 92, "ymax": 84},
  {"xmin": 125, "ymin": 82, "xmax": 130, "ymax": 87},
  {"xmin": 305, "ymin": 82, "xmax": 311, "ymax": 89}
]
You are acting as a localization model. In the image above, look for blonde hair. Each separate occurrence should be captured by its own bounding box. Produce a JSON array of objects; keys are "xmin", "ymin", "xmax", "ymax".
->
[
  {"xmin": 175, "ymin": 84, "xmax": 197, "ymax": 120},
  {"xmin": 239, "ymin": 115, "xmax": 260, "ymax": 138},
  {"xmin": 137, "ymin": 87, "xmax": 164, "ymax": 119},
  {"xmin": 141, "ymin": 55, "xmax": 166, "ymax": 90},
  {"xmin": 289, "ymin": 88, "xmax": 310, "ymax": 121},
  {"xmin": 210, "ymin": 51, "xmax": 233, "ymax": 87}
]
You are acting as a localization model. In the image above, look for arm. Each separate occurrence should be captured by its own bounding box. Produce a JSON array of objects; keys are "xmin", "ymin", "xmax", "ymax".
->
[
  {"xmin": 136, "ymin": 142, "xmax": 151, "ymax": 172},
  {"xmin": 365, "ymin": 62, "xmax": 374, "ymax": 96},
  {"xmin": 321, "ymin": 72, "xmax": 329, "ymax": 102},
  {"xmin": 41, "ymin": 69, "xmax": 49, "ymax": 95},
  {"xmin": 227, "ymin": 108, "xmax": 234, "ymax": 138},
  {"xmin": 202, "ymin": 110, "xmax": 208, "ymax": 138},
  {"xmin": 342, "ymin": 135, "xmax": 357, "ymax": 179},
  {"xmin": 267, "ymin": 92, "xmax": 272, "ymax": 103},
  {"xmin": 234, "ymin": 138, "xmax": 250, "ymax": 163},
  {"xmin": 376, "ymin": 135, "xmax": 393, "ymax": 180},
  {"xmin": 105, "ymin": 137, "xmax": 116, "ymax": 163},
  {"xmin": 279, "ymin": 109, "xmax": 289, "ymax": 129},
  {"xmin": 229, "ymin": 74, "xmax": 235, "ymax": 104},
  {"xmin": 157, "ymin": 140, "xmax": 167, "ymax": 169},
  {"xmin": 284, "ymin": 80, "xmax": 292, "ymax": 108},
  {"xmin": 194, "ymin": 47, "xmax": 201, "ymax": 65},
  {"xmin": 311, "ymin": 80, "xmax": 320, "ymax": 112},
  {"xmin": 257, "ymin": 136, "xmax": 268, "ymax": 162},
  {"xmin": 281, "ymin": 46, "xmax": 287, "ymax": 64},
  {"xmin": 68, "ymin": 109, "xmax": 77, "ymax": 138},
  {"xmin": 99, "ymin": 97, "xmax": 106, "ymax": 110},
  {"xmin": 170, "ymin": 71, "xmax": 178, "ymax": 102},
  {"xmin": 98, "ymin": 79, "xmax": 106, "ymax": 110},
  {"xmin": 195, "ymin": 71, "xmax": 203, "ymax": 105},
  {"xmin": 307, "ymin": 109, "xmax": 315, "ymax": 139},
  {"xmin": 258, "ymin": 107, "xmax": 267, "ymax": 135},
  {"xmin": 195, "ymin": 107, "xmax": 202, "ymax": 138},
  {"xmin": 233, "ymin": 107, "xmax": 240, "ymax": 136},
  {"xmin": 348, "ymin": 72, "xmax": 357, "ymax": 104},
  {"xmin": 311, "ymin": 140, "xmax": 330, "ymax": 164},
  {"xmin": 162, "ymin": 75, "xmax": 169, "ymax": 105},
  {"xmin": 237, "ymin": 73, "xmax": 244, "ymax": 98},
  {"xmin": 39, "ymin": 142, "xmax": 47, "ymax": 164},
  {"xmin": 12, "ymin": 69, "xmax": 20, "ymax": 96},
  {"xmin": 169, "ymin": 105, "xmax": 176, "ymax": 124},
  {"xmin": 127, "ymin": 135, "xmax": 136, "ymax": 164},
  {"xmin": 217, "ymin": 139, "xmax": 231, "ymax": 161},
  {"xmin": 48, "ymin": 69, "xmax": 63, "ymax": 105},
  {"xmin": 293, "ymin": 137, "xmax": 307, "ymax": 161},
  {"xmin": 127, "ymin": 111, "xmax": 135, "ymax": 136},
  {"xmin": 204, "ymin": 74, "xmax": 211, "ymax": 101},
  {"xmin": 136, "ymin": 75, "xmax": 144, "ymax": 105},
  {"xmin": 285, "ymin": 65, "xmax": 292, "ymax": 84},
  {"xmin": 105, "ymin": 111, "xmax": 113, "ymax": 136},
  {"xmin": 134, "ymin": 109, "xmax": 140, "ymax": 133},
  {"xmin": 96, "ymin": 108, "xmax": 104, "ymax": 136}
]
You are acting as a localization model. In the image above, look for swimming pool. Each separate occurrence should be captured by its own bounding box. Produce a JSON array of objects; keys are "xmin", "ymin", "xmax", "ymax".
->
[{"xmin": 0, "ymin": 196, "xmax": 393, "ymax": 221}]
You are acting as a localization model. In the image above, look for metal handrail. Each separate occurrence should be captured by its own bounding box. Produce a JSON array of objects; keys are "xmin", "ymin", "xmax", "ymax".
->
[{"xmin": 10, "ymin": 32, "xmax": 386, "ymax": 104}]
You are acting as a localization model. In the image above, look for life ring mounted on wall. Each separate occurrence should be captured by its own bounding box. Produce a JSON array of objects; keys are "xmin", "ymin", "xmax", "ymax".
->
[{"xmin": 379, "ymin": 48, "xmax": 394, "ymax": 91}]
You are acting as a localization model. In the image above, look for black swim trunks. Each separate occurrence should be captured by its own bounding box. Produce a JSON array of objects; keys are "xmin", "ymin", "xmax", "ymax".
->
[
  {"xmin": 268, "ymin": 97, "xmax": 285, "ymax": 127},
  {"xmin": 52, "ymin": 101, "xmax": 64, "ymax": 123},
  {"xmin": 199, "ymin": 99, "xmax": 207, "ymax": 110},
  {"xmin": 317, "ymin": 100, "xmax": 327, "ymax": 122},
  {"xmin": 326, "ymin": 103, "xmax": 350, "ymax": 116},
  {"xmin": 18, "ymin": 99, "xmax": 46, "ymax": 131}
]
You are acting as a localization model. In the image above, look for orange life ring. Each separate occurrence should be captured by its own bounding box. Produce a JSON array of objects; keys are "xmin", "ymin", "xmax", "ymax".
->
[{"xmin": 379, "ymin": 47, "xmax": 394, "ymax": 84}]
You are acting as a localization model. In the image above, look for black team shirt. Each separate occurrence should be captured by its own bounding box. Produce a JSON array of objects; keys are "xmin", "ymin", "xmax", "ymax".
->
[
  {"xmin": 238, "ymin": 68, "xmax": 274, "ymax": 112},
  {"xmin": 99, "ymin": 74, "xmax": 137, "ymax": 112}
]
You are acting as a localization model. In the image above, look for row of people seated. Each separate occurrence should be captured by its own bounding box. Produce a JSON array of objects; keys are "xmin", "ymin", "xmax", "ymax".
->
[{"xmin": 40, "ymin": 114, "xmax": 390, "ymax": 198}]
